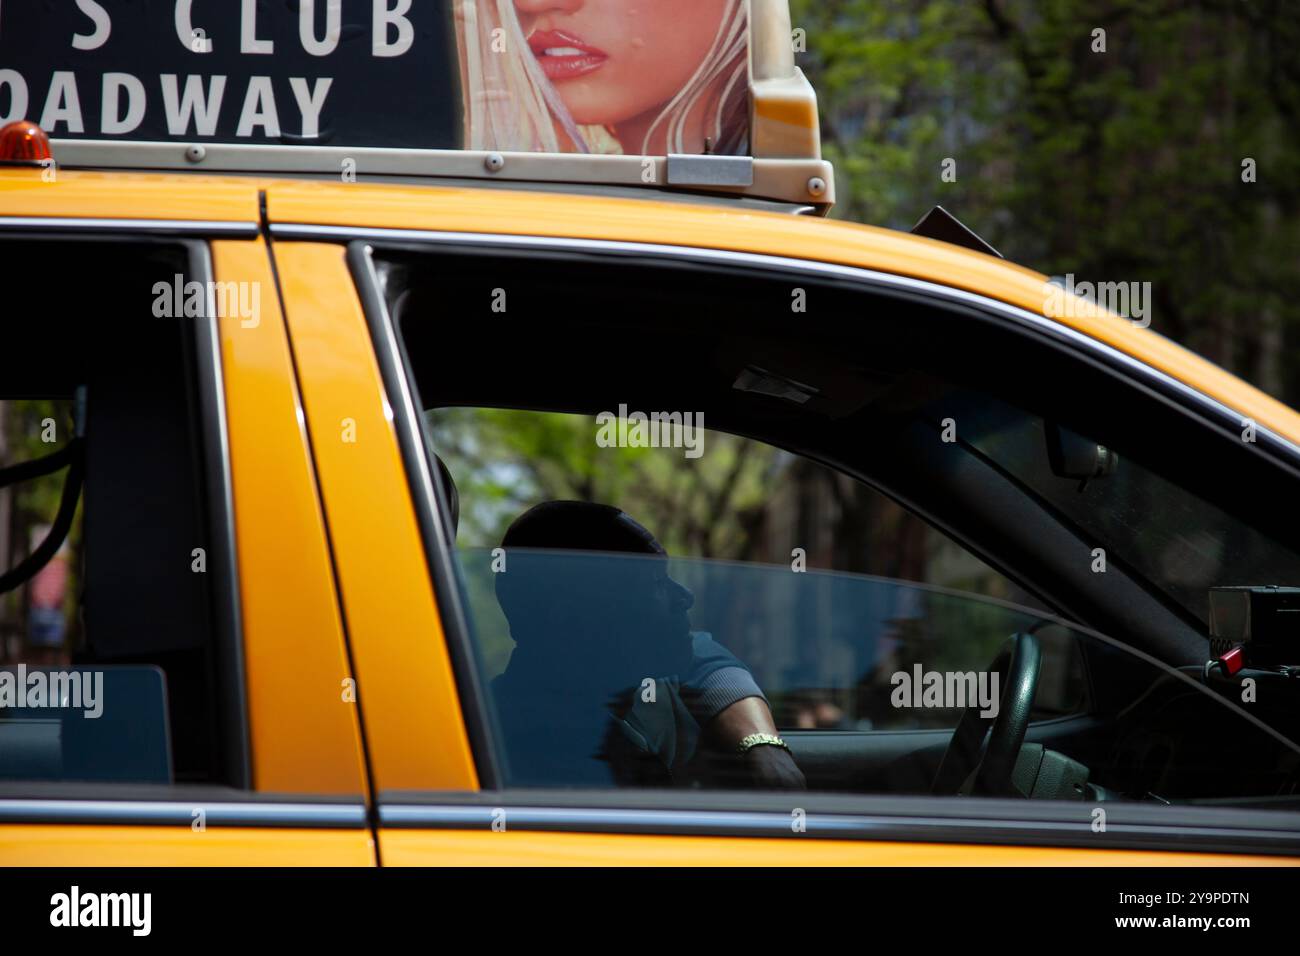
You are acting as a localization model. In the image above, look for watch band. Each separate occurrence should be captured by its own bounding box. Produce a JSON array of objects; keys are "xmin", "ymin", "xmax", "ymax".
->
[{"xmin": 737, "ymin": 732, "xmax": 790, "ymax": 755}]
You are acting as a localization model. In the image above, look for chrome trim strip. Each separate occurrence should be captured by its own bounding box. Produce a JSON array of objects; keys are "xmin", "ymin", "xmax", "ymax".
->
[
  {"xmin": 0, "ymin": 216, "xmax": 257, "ymax": 237},
  {"xmin": 267, "ymin": 224, "xmax": 1300, "ymax": 467},
  {"xmin": 667, "ymin": 154, "xmax": 754, "ymax": 187},
  {"xmin": 0, "ymin": 799, "xmax": 367, "ymax": 828},
  {"xmin": 378, "ymin": 803, "xmax": 1300, "ymax": 853},
  {"xmin": 190, "ymin": 242, "xmax": 251, "ymax": 789}
]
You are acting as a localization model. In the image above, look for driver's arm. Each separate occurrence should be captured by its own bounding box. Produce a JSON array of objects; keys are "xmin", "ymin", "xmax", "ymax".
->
[
  {"xmin": 705, "ymin": 695, "xmax": 806, "ymax": 789},
  {"xmin": 683, "ymin": 633, "xmax": 806, "ymax": 790}
]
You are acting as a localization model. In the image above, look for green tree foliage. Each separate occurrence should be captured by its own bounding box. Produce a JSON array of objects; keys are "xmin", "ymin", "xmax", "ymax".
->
[
  {"xmin": 427, "ymin": 407, "xmax": 781, "ymax": 556},
  {"xmin": 790, "ymin": 0, "xmax": 1300, "ymax": 400}
]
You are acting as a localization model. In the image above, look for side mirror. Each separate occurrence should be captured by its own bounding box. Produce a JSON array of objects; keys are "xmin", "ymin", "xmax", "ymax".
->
[{"xmin": 1045, "ymin": 422, "xmax": 1117, "ymax": 483}]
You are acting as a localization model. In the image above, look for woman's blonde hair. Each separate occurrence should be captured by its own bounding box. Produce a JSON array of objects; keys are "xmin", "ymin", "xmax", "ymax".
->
[{"xmin": 454, "ymin": 0, "xmax": 749, "ymax": 155}]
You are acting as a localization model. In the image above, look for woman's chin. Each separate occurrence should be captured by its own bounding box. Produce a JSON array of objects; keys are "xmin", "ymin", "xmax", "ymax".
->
[
  {"xmin": 557, "ymin": 93, "xmax": 651, "ymax": 130},
  {"xmin": 561, "ymin": 106, "xmax": 619, "ymax": 128}
]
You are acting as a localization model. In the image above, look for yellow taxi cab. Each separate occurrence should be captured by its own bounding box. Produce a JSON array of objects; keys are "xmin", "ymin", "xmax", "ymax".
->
[{"xmin": 1, "ymin": 0, "xmax": 1299, "ymax": 868}]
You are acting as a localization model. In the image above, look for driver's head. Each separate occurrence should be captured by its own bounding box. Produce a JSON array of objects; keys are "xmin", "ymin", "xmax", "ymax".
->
[{"xmin": 494, "ymin": 501, "xmax": 694, "ymax": 682}]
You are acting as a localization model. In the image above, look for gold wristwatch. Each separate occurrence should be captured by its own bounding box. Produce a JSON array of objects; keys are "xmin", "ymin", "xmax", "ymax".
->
[{"xmin": 737, "ymin": 732, "xmax": 790, "ymax": 755}]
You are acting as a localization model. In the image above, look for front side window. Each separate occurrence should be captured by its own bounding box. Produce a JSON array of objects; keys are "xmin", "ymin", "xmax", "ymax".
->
[
  {"xmin": 380, "ymin": 246, "xmax": 1300, "ymax": 808},
  {"xmin": 431, "ymin": 408, "xmax": 1081, "ymax": 742},
  {"xmin": 431, "ymin": 411, "xmax": 1291, "ymax": 801}
]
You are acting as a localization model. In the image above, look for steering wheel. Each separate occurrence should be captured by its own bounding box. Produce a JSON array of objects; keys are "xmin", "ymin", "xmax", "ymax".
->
[{"xmin": 931, "ymin": 632, "xmax": 1042, "ymax": 797}]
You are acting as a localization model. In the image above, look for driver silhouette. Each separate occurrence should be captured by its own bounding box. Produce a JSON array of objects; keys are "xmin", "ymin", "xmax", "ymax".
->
[{"xmin": 490, "ymin": 500, "xmax": 804, "ymax": 789}]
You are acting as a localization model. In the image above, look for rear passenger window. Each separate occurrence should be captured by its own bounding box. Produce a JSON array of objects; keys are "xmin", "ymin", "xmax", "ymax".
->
[{"xmin": 0, "ymin": 239, "xmax": 239, "ymax": 788}]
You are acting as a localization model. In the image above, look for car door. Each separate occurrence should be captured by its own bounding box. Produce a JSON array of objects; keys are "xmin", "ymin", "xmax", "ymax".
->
[
  {"xmin": 0, "ymin": 177, "xmax": 374, "ymax": 865},
  {"xmin": 276, "ymin": 191, "xmax": 1300, "ymax": 863}
]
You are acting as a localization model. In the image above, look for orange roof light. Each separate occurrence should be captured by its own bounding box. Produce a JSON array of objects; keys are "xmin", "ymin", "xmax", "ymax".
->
[{"xmin": 0, "ymin": 120, "xmax": 52, "ymax": 165}]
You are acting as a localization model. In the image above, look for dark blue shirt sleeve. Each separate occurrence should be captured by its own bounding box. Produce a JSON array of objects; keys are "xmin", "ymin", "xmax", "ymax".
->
[{"xmin": 680, "ymin": 631, "xmax": 767, "ymax": 721}]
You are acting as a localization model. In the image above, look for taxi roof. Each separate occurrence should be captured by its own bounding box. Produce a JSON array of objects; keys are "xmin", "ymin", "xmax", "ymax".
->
[{"xmin": 5, "ymin": 165, "xmax": 1300, "ymax": 452}]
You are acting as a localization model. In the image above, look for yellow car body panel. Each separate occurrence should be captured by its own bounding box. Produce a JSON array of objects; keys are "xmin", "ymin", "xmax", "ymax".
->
[
  {"xmin": 2, "ymin": 826, "xmax": 374, "ymax": 866},
  {"xmin": 0, "ymin": 169, "xmax": 261, "ymax": 222},
  {"xmin": 380, "ymin": 830, "xmax": 1299, "ymax": 867},
  {"xmin": 3, "ymin": 166, "xmax": 1297, "ymax": 865},
  {"xmin": 272, "ymin": 241, "xmax": 480, "ymax": 794},
  {"xmin": 211, "ymin": 239, "xmax": 371, "ymax": 798}
]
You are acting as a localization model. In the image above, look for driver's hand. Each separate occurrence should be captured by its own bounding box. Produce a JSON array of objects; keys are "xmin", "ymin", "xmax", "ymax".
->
[
  {"xmin": 706, "ymin": 696, "xmax": 807, "ymax": 790},
  {"xmin": 743, "ymin": 743, "xmax": 806, "ymax": 790}
]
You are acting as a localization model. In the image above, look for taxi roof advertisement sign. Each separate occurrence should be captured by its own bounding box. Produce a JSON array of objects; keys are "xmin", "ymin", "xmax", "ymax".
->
[
  {"xmin": 0, "ymin": 1, "xmax": 752, "ymax": 156},
  {"xmin": 1, "ymin": 1, "xmax": 461, "ymax": 149}
]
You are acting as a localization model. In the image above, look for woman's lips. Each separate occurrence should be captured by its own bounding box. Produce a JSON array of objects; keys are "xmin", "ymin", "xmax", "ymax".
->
[{"xmin": 527, "ymin": 29, "xmax": 608, "ymax": 81}]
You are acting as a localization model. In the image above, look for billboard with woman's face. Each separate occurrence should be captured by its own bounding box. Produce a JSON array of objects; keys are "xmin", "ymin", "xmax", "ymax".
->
[
  {"xmin": 0, "ymin": 1, "xmax": 751, "ymax": 157},
  {"xmin": 457, "ymin": 0, "xmax": 751, "ymax": 155}
]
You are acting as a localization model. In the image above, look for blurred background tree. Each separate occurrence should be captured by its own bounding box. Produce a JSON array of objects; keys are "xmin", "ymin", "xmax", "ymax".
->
[
  {"xmin": 428, "ymin": 407, "xmax": 1029, "ymax": 598},
  {"xmin": 791, "ymin": 0, "xmax": 1300, "ymax": 400},
  {"xmin": 428, "ymin": 407, "xmax": 782, "ymax": 557}
]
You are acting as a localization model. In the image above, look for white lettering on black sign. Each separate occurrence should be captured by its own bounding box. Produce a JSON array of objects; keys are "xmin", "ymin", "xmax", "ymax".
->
[{"xmin": 0, "ymin": 1, "xmax": 459, "ymax": 148}]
